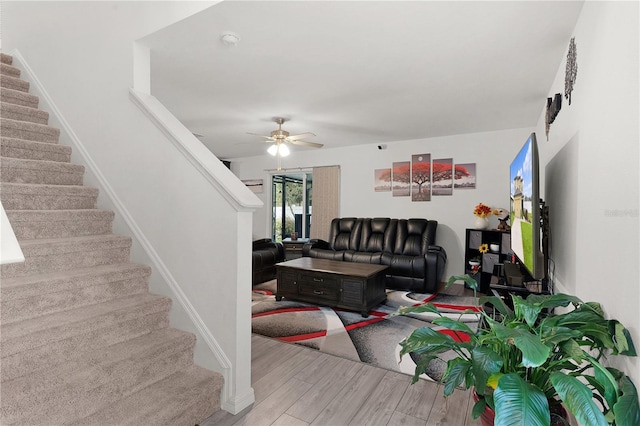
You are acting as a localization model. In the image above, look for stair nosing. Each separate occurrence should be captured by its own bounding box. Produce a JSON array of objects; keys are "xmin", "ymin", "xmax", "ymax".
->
[
  {"xmin": 1, "ymin": 136, "xmax": 71, "ymax": 153},
  {"xmin": 1, "ymin": 156, "xmax": 85, "ymax": 171},
  {"xmin": 5, "ymin": 209, "xmax": 116, "ymax": 221},
  {"xmin": 1, "ymin": 262, "xmax": 152, "ymax": 290},
  {"xmin": 0, "ymin": 182, "xmax": 97, "ymax": 195}
]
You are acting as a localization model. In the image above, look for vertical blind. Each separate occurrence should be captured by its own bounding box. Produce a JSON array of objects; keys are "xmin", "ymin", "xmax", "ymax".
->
[{"xmin": 310, "ymin": 166, "xmax": 340, "ymax": 241}]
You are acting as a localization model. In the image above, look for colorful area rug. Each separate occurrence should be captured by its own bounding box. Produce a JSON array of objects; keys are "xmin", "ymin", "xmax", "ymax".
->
[{"xmin": 252, "ymin": 280, "xmax": 481, "ymax": 381}]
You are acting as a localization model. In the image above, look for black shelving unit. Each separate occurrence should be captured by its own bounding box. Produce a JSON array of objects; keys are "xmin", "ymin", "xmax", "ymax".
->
[{"xmin": 464, "ymin": 228, "xmax": 511, "ymax": 293}]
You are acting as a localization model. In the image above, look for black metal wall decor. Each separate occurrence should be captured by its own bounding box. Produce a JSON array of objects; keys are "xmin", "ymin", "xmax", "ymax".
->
[
  {"xmin": 565, "ymin": 37, "xmax": 578, "ymax": 105},
  {"xmin": 545, "ymin": 93, "xmax": 562, "ymax": 139}
]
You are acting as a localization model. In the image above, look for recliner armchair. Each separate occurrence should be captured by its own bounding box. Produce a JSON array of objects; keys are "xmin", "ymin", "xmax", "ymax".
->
[
  {"xmin": 252, "ymin": 238, "xmax": 285, "ymax": 286},
  {"xmin": 302, "ymin": 217, "xmax": 447, "ymax": 293}
]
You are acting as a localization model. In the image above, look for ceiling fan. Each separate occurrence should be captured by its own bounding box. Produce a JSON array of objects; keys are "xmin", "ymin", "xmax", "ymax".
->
[{"xmin": 247, "ymin": 117, "xmax": 323, "ymax": 158}]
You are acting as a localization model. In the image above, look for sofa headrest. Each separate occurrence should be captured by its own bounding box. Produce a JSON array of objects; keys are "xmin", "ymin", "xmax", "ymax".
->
[
  {"xmin": 360, "ymin": 218, "xmax": 393, "ymax": 252},
  {"xmin": 390, "ymin": 219, "xmax": 437, "ymax": 255},
  {"xmin": 329, "ymin": 217, "xmax": 362, "ymax": 251}
]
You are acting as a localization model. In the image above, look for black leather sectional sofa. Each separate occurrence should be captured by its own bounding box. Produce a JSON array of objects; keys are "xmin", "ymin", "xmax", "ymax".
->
[
  {"xmin": 252, "ymin": 238, "xmax": 285, "ymax": 285},
  {"xmin": 302, "ymin": 217, "xmax": 447, "ymax": 293}
]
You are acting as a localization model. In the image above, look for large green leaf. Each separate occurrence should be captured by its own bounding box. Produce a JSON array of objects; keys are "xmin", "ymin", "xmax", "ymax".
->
[
  {"xmin": 613, "ymin": 376, "xmax": 640, "ymax": 426},
  {"xmin": 537, "ymin": 293, "xmax": 583, "ymax": 310},
  {"xmin": 550, "ymin": 372, "xmax": 608, "ymax": 426},
  {"xmin": 480, "ymin": 295, "xmax": 514, "ymax": 319},
  {"xmin": 471, "ymin": 346, "xmax": 503, "ymax": 391},
  {"xmin": 587, "ymin": 357, "xmax": 619, "ymax": 410},
  {"xmin": 541, "ymin": 326, "xmax": 582, "ymax": 347},
  {"xmin": 471, "ymin": 397, "xmax": 487, "ymax": 420},
  {"xmin": 554, "ymin": 307, "xmax": 605, "ymax": 327},
  {"xmin": 494, "ymin": 373, "xmax": 550, "ymax": 426},
  {"xmin": 447, "ymin": 274, "xmax": 478, "ymax": 291},
  {"xmin": 409, "ymin": 354, "xmax": 438, "ymax": 384},
  {"xmin": 513, "ymin": 294, "xmax": 543, "ymax": 327},
  {"xmin": 612, "ymin": 320, "xmax": 637, "ymax": 356},
  {"xmin": 442, "ymin": 357, "xmax": 471, "ymax": 396},
  {"xmin": 399, "ymin": 327, "xmax": 456, "ymax": 356},
  {"xmin": 583, "ymin": 301, "xmax": 605, "ymax": 316},
  {"xmin": 432, "ymin": 316, "xmax": 476, "ymax": 335},
  {"xmin": 398, "ymin": 303, "xmax": 440, "ymax": 316},
  {"xmin": 492, "ymin": 322, "xmax": 550, "ymax": 368},
  {"xmin": 557, "ymin": 339, "xmax": 587, "ymax": 361}
]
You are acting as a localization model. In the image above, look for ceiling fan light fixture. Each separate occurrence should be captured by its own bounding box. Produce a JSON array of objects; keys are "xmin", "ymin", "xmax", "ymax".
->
[
  {"xmin": 278, "ymin": 143, "xmax": 290, "ymax": 157},
  {"xmin": 267, "ymin": 144, "xmax": 278, "ymax": 156}
]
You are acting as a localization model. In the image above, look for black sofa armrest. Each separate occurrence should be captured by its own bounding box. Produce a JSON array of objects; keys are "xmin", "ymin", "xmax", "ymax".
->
[
  {"xmin": 252, "ymin": 238, "xmax": 284, "ymax": 261},
  {"xmin": 253, "ymin": 238, "xmax": 278, "ymax": 249},
  {"xmin": 302, "ymin": 239, "xmax": 330, "ymax": 256},
  {"xmin": 425, "ymin": 245, "xmax": 447, "ymax": 292}
]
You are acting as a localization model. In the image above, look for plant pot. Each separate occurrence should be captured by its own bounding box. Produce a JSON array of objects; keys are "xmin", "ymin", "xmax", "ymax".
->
[
  {"xmin": 473, "ymin": 391, "xmax": 495, "ymax": 426},
  {"xmin": 472, "ymin": 390, "xmax": 568, "ymax": 426},
  {"xmin": 474, "ymin": 216, "xmax": 490, "ymax": 230}
]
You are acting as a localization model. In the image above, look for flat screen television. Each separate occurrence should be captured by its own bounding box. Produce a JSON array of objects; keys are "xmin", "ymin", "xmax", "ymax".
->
[{"xmin": 509, "ymin": 133, "xmax": 545, "ymax": 280}]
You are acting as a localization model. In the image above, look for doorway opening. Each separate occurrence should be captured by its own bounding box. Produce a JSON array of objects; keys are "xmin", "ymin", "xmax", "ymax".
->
[{"xmin": 271, "ymin": 173, "xmax": 312, "ymax": 242}]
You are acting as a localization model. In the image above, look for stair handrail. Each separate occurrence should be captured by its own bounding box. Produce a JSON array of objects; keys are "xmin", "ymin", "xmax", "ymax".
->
[{"xmin": 128, "ymin": 89, "xmax": 262, "ymax": 212}]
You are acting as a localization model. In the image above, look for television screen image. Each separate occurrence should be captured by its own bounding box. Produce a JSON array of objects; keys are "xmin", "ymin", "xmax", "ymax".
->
[{"xmin": 510, "ymin": 133, "xmax": 543, "ymax": 279}]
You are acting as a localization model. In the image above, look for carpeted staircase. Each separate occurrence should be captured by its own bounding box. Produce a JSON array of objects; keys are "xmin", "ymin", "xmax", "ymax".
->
[{"xmin": 0, "ymin": 52, "xmax": 224, "ymax": 425}]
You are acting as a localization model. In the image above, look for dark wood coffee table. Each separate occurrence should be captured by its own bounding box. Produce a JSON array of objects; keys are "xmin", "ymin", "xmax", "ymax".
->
[{"xmin": 275, "ymin": 257, "xmax": 388, "ymax": 317}]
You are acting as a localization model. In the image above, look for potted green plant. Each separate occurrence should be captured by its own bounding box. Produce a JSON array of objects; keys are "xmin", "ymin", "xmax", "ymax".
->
[{"xmin": 398, "ymin": 275, "xmax": 640, "ymax": 426}]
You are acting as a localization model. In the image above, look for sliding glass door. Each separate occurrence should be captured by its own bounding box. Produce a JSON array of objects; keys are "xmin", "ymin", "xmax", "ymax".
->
[{"xmin": 271, "ymin": 173, "xmax": 312, "ymax": 242}]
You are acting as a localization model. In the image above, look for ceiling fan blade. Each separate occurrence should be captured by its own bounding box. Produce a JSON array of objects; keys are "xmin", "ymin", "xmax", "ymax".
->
[
  {"xmin": 287, "ymin": 132, "xmax": 316, "ymax": 141},
  {"xmin": 246, "ymin": 132, "xmax": 274, "ymax": 140},
  {"xmin": 289, "ymin": 140, "xmax": 324, "ymax": 148}
]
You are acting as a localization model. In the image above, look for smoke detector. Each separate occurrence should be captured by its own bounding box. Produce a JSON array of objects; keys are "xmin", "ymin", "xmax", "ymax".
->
[{"xmin": 220, "ymin": 31, "xmax": 240, "ymax": 47}]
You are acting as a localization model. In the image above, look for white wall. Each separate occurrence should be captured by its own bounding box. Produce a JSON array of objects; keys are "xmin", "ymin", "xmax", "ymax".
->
[
  {"xmin": 231, "ymin": 127, "xmax": 534, "ymax": 280},
  {"xmin": 3, "ymin": 1, "xmax": 256, "ymax": 413},
  {"xmin": 535, "ymin": 1, "xmax": 639, "ymax": 385}
]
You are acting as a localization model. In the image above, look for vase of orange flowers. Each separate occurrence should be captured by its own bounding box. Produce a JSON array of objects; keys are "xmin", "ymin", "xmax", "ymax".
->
[{"xmin": 473, "ymin": 203, "xmax": 492, "ymax": 229}]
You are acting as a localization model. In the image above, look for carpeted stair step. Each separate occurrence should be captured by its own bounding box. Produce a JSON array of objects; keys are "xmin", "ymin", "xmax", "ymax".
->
[
  {"xmin": 1, "ymin": 157, "xmax": 84, "ymax": 185},
  {"xmin": 0, "ymin": 74, "xmax": 30, "ymax": 92},
  {"xmin": 1, "ymin": 52, "xmax": 14, "ymax": 65},
  {"xmin": 5, "ymin": 209, "xmax": 115, "ymax": 239},
  {"xmin": 0, "ymin": 234, "xmax": 132, "ymax": 278},
  {"xmin": 0, "ymin": 183, "xmax": 96, "ymax": 209},
  {"xmin": 1, "ymin": 328, "xmax": 197, "ymax": 426},
  {"xmin": 1, "ymin": 293, "xmax": 172, "ymax": 378},
  {"xmin": 1, "ymin": 102, "xmax": 49, "ymax": 124},
  {"xmin": 72, "ymin": 365, "xmax": 223, "ymax": 426},
  {"xmin": 1, "ymin": 137, "xmax": 72, "ymax": 162},
  {"xmin": 1, "ymin": 118, "xmax": 60, "ymax": 143},
  {"xmin": 0, "ymin": 87, "xmax": 39, "ymax": 109},
  {"xmin": 0, "ymin": 62, "xmax": 21, "ymax": 78},
  {"xmin": 1, "ymin": 305, "xmax": 170, "ymax": 382},
  {"xmin": 1, "ymin": 263, "xmax": 152, "ymax": 324}
]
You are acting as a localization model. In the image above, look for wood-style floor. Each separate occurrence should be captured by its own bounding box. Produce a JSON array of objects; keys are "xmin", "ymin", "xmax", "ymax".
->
[{"xmin": 202, "ymin": 284, "xmax": 481, "ymax": 426}]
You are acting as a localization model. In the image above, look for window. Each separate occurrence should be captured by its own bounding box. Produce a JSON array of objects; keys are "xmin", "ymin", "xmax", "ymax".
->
[{"xmin": 271, "ymin": 173, "xmax": 312, "ymax": 242}]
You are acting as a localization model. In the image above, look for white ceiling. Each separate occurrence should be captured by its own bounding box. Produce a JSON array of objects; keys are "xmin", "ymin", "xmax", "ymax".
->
[{"xmin": 142, "ymin": 1, "xmax": 584, "ymax": 160}]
